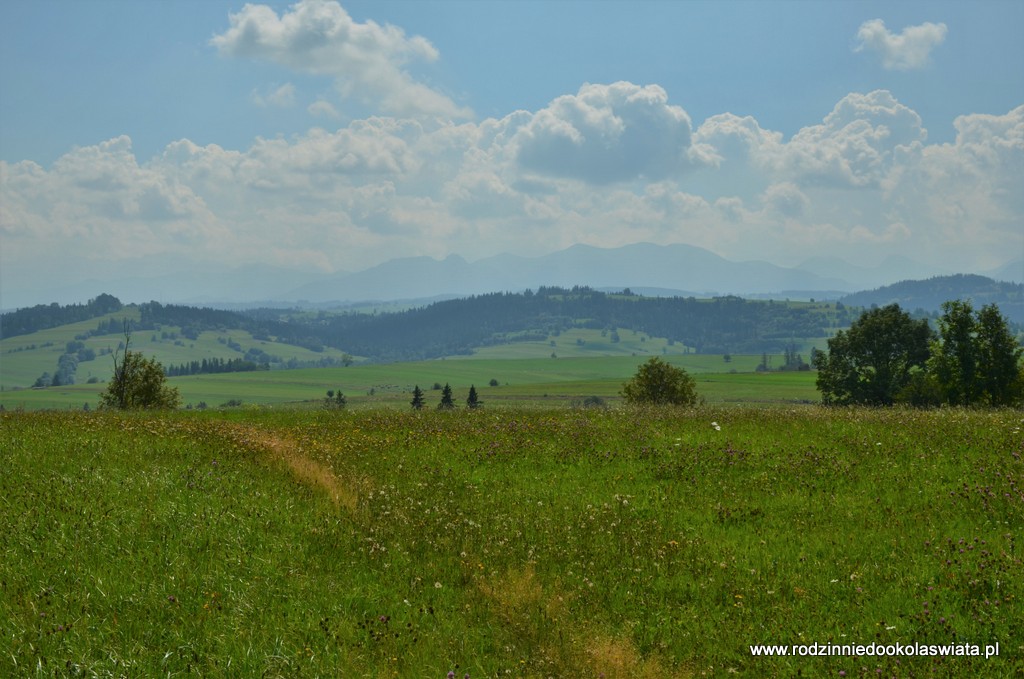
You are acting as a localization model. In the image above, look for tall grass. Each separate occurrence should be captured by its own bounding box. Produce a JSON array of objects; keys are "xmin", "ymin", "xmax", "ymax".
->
[{"xmin": 2, "ymin": 407, "xmax": 1021, "ymax": 676}]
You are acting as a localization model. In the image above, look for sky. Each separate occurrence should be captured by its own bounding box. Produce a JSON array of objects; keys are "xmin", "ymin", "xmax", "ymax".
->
[{"xmin": 1, "ymin": 0, "xmax": 1022, "ymax": 306}]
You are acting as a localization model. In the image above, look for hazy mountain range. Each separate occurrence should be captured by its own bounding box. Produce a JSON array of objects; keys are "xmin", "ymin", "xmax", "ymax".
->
[{"xmin": 5, "ymin": 242, "xmax": 1022, "ymax": 311}]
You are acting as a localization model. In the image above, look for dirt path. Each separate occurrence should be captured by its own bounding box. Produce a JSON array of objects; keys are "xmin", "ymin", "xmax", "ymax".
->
[{"xmin": 211, "ymin": 421, "xmax": 360, "ymax": 512}]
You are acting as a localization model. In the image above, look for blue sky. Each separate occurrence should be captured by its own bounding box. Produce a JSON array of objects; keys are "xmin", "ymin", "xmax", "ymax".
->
[{"xmin": 1, "ymin": 0, "xmax": 1022, "ymax": 305}]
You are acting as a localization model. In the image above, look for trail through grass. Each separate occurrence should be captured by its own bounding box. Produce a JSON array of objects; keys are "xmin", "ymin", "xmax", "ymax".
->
[{"xmin": 2, "ymin": 407, "xmax": 1022, "ymax": 677}]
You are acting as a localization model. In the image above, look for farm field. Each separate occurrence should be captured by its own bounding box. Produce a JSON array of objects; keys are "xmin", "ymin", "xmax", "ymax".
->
[
  {"xmin": 1, "ymin": 407, "xmax": 1021, "ymax": 677},
  {"xmin": 0, "ymin": 354, "xmax": 818, "ymax": 411}
]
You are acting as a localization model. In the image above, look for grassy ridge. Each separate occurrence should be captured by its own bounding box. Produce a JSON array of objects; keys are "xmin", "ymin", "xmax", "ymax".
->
[
  {"xmin": 0, "ymin": 307, "xmax": 354, "ymax": 393},
  {"xmin": 2, "ymin": 408, "xmax": 1021, "ymax": 676}
]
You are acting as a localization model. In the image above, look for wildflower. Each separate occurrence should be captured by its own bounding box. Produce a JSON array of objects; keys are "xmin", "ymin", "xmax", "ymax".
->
[
  {"xmin": 448, "ymin": 672, "xmax": 456, "ymax": 679},
  {"xmin": 711, "ymin": 422, "xmax": 721, "ymax": 431},
  {"xmin": 435, "ymin": 581, "xmax": 443, "ymax": 589}
]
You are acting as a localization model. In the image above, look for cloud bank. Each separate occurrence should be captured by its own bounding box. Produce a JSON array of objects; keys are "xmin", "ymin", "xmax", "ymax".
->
[{"xmin": 3, "ymin": 84, "xmax": 1020, "ymax": 295}]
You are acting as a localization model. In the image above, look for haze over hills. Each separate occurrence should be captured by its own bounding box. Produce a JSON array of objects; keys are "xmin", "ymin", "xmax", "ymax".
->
[{"xmin": 8, "ymin": 242, "xmax": 1017, "ymax": 312}]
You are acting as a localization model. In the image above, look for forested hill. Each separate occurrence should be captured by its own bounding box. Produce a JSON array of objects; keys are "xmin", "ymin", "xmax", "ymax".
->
[
  {"xmin": 1, "ymin": 293, "xmax": 123, "ymax": 338},
  {"xmin": 298, "ymin": 287, "xmax": 839, "ymax": 360},
  {"xmin": 839, "ymin": 275, "xmax": 1024, "ymax": 323},
  {"xmin": 2, "ymin": 288, "xmax": 843, "ymax": 361}
]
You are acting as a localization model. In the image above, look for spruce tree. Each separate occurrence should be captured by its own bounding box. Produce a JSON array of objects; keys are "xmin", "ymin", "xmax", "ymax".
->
[
  {"xmin": 438, "ymin": 383, "xmax": 455, "ymax": 409},
  {"xmin": 466, "ymin": 385, "xmax": 481, "ymax": 409},
  {"xmin": 410, "ymin": 385, "xmax": 425, "ymax": 410}
]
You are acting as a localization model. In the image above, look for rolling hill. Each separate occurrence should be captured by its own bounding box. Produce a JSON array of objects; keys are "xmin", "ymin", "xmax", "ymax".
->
[{"xmin": 839, "ymin": 274, "xmax": 1024, "ymax": 324}]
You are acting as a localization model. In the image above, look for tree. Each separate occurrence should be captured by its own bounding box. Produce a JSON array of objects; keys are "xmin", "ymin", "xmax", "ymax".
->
[
  {"xmin": 928, "ymin": 300, "xmax": 979, "ymax": 406},
  {"xmin": 930, "ymin": 301, "xmax": 1023, "ymax": 407},
  {"xmin": 437, "ymin": 383, "xmax": 455, "ymax": 410},
  {"xmin": 466, "ymin": 385, "xmax": 481, "ymax": 409},
  {"xmin": 325, "ymin": 388, "xmax": 346, "ymax": 408},
  {"xmin": 410, "ymin": 385, "xmax": 425, "ymax": 410},
  {"xmin": 812, "ymin": 304, "xmax": 932, "ymax": 406},
  {"xmin": 100, "ymin": 326, "xmax": 180, "ymax": 410},
  {"xmin": 976, "ymin": 304, "xmax": 1024, "ymax": 406},
  {"xmin": 621, "ymin": 357, "xmax": 698, "ymax": 406}
]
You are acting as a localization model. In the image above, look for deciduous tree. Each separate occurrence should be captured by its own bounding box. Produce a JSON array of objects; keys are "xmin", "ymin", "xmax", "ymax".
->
[
  {"xmin": 100, "ymin": 326, "xmax": 180, "ymax": 410},
  {"xmin": 930, "ymin": 301, "xmax": 1023, "ymax": 406},
  {"xmin": 812, "ymin": 304, "xmax": 932, "ymax": 406},
  {"xmin": 621, "ymin": 357, "xmax": 698, "ymax": 406}
]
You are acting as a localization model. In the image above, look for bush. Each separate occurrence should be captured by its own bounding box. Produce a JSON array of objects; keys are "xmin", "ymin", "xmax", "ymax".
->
[{"xmin": 621, "ymin": 357, "xmax": 698, "ymax": 406}]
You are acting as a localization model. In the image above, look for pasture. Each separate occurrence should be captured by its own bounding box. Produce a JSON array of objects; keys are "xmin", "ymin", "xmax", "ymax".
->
[
  {"xmin": 0, "ymin": 353, "xmax": 818, "ymax": 412},
  {"xmin": 2, "ymin": 406, "xmax": 1021, "ymax": 676}
]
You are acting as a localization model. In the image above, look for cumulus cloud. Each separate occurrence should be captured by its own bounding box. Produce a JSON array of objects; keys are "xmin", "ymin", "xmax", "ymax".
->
[
  {"xmin": 211, "ymin": 0, "xmax": 470, "ymax": 119},
  {"xmin": 693, "ymin": 91, "xmax": 926, "ymax": 192},
  {"xmin": 855, "ymin": 19, "xmax": 948, "ymax": 70},
  {"xmin": 782, "ymin": 90, "xmax": 926, "ymax": 187},
  {"xmin": 512, "ymin": 82, "xmax": 704, "ymax": 184},
  {"xmin": 1, "ymin": 136, "xmax": 224, "ymax": 269},
  {"xmin": 881, "ymin": 105, "xmax": 1024, "ymax": 263},
  {"xmin": 3, "ymin": 85, "xmax": 1020, "ymax": 290},
  {"xmin": 761, "ymin": 182, "xmax": 810, "ymax": 218}
]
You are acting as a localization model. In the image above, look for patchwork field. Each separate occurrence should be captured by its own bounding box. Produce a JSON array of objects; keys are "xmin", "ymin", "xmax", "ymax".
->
[{"xmin": 2, "ymin": 407, "xmax": 1021, "ymax": 677}]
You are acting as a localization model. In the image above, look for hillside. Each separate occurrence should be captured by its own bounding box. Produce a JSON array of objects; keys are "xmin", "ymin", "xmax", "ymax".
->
[
  {"xmin": 839, "ymin": 274, "xmax": 1024, "ymax": 324},
  {"xmin": 1, "ymin": 289, "xmax": 843, "ymax": 391},
  {"xmin": 0, "ymin": 304, "xmax": 354, "ymax": 392},
  {"xmin": 298, "ymin": 287, "xmax": 841, "ymax": 361}
]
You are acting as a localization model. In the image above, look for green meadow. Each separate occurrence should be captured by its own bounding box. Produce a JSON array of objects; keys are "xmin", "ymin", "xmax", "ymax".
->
[
  {"xmin": 0, "ymin": 353, "xmax": 818, "ymax": 411},
  {"xmin": 1, "ymin": 311, "xmax": 827, "ymax": 411},
  {"xmin": 2, "ymin": 407, "xmax": 1021, "ymax": 677}
]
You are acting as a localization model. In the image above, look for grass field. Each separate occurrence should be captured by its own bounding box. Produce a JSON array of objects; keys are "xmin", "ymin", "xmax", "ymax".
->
[
  {"xmin": 0, "ymin": 354, "xmax": 819, "ymax": 412},
  {"xmin": 2, "ymin": 407, "xmax": 1021, "ymax": 677},
  {"xmin": 1, "ymin": 309, "xmax": 830, "ymax": 412}
]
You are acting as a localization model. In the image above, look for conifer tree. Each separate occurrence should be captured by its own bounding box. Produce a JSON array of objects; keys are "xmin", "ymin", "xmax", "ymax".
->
[
  {"xmin": 466, "ymin": 384, "xmax": 481, "ymax": 409},
  {"xmin": 438, "ymin": 383, "xmax": 455, "ymax": 409},
  {"xmin": 410, "ymin": 385, "xmax": 425, "ymax": 410}
]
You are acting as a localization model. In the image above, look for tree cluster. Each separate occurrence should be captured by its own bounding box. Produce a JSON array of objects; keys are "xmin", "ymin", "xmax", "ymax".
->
[
  {"xmin": 165, "ymin": 357, "xmax": 269, "ymax": 377},
  {"xmin": 813, "ymin": 301, "xmax": 1023, "ymax": 407},
  {"xmin": 409, "ymin": 383, "xmax": 483, "ymax": 410}
]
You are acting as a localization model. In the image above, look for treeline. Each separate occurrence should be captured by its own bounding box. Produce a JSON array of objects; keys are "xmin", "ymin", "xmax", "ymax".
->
[
  {"xmin": 2, "ymin": 293, "xmax": 123, "ymax": 339},
  {"xmin": 165, "ymin": 357, "xmax": 269, "ymax": 377},
  {"xmin": 307, "ymin": 287, "xmax": 833, "ymax": 360}
]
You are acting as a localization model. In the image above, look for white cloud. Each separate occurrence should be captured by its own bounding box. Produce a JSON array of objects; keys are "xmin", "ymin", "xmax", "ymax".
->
[
  {"xmin": 782, "ymin": 90, "xmax": 926, "ymax": 187},
  {"xmin": 761, "ymin": 182, "xmax": 810, "ymax": 218},
  {"xmin": 855, "ymin": 19, "xmax": 948, "ymax": 70},
  {"xmin": 3, "ymin": 86, "xmax": 1020, "ymax": 292},
  {"xmin": 308, "ymin": 99, "xmax": 340, "ymax": 118},
  {"xmin": 251, "ymin": 83, "xmax": 296, "ymax": 108},
  {"xmin": 511, "ymin": 82, "xmax": 705, "ymax": 184},
  {"xmin": 211, "ymin": 0, "xmax": 470, "ymax": 120},
  {"xmin": 0, "ymin": 136, "xmax": 225, "ymax": 274},
  {"xmin": 880, "ymin": 105, "xmax": 1024, "ymax": 267}
]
